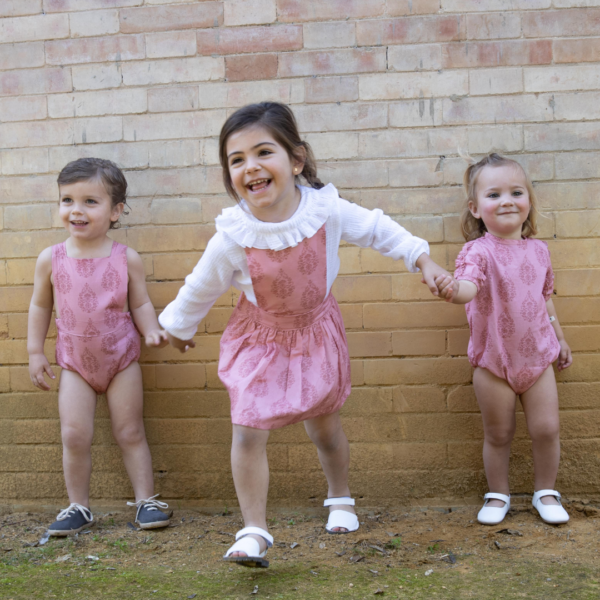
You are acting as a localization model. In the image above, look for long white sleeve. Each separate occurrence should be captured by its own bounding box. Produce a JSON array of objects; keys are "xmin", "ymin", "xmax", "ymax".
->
[
  {"xmin": 337, "ymin": 198, "xmax": 429, "ymax": 273},
  {"xmin": 158, "ymin": 232, "xmax": 238, "ymax": 340}
]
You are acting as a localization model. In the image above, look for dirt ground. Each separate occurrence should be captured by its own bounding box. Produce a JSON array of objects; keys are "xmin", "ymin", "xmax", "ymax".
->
[{"xmin": 1, "ymin": 498, "xmax": 600, "ymax": 599}]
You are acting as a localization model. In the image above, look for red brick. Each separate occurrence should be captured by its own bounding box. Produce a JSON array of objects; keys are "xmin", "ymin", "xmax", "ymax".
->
[
  {"xmin": 279, "ymin": 48, "xmax": 385, "ymax": 77},
  {"xmin": 0, "ymin": 42, "xmax": 44, "ymax": 71},
  {"xmin": 0, "ymin": 67, "xmax": 71, "ymax": 97},
  {"xmin": 277, "ymin": 0, "xmax": 385, "ymax": 23},
  {"xmin": 120, "ymin": 3, "xmax": 223, "ymax": 34},
  {"xmin": 46, "ymin": 34, "xmax": 144, "ymax": 66},
  {"xmin": 442, "ymin": 40, "xmax": 552, "ymax": 69},
  {"xmin": 304, "ymin": 76, "xmax": 358, "ymax": 103},
  {"xmin": 197, "ymin": 24, "xmax": 302, "ymax": 55},
  {"xmin": 554, "ymin": 38, "xmax": 600, "ymax": 64},
  {"xmin": 356, "ymin": 15, "xmax": 464, "ymax": 46},
  {"xmin": 523, "ymin": 9, "xmax": 600, "ymax": 38},
  {"xmin": 225, "ymin": 54, "xmax": 278, "ymax": 82}
]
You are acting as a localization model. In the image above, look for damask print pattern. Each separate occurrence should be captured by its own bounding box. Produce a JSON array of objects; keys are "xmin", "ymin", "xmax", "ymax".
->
[
  {"xmin": 475, "ymin": 281, "xmax": 494, "ymax": 317},
  {"xmin": 101, "ymin": 263, "xmax": 121, "ymax": 291},
  {"xmin": 222, "ymin": 224, "xmax": 351, "ymax": 429},
  {"xmin": 454, "ymin": 234, "xmax": 560, "ymax": 396},
  {"xmin": 51, "ymin": 241, "xmax": 140, "ymax": 394},
  {"xmin": 75, "ymin": 259, "xmax": 96, "ymax": 278}
]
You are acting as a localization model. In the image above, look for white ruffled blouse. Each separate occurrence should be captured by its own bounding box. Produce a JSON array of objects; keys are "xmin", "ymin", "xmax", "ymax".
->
[{"xmin": 159, "ymin": 184, "xmax": 429, "ymax": 340}]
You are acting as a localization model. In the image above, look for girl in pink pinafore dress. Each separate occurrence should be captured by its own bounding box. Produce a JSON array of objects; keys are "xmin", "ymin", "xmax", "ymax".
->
[
  {"xmin": 28, "ymin": 158, "xmax": 171, "ymax": 537},
  {"xmin": 159, "ymin": 103, "xmax": 449, "ymax": 568},
  {"xmin": 436, "ymin": 154, "xmax": 573, "ymax": 528}
]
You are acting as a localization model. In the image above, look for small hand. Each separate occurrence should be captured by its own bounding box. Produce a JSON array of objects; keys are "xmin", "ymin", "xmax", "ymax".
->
[
  {"xmin": 556, "ymin": 339, "xmax": 572, "ymax": 371},
  {"xmin": 166, "ymin": 331, "xmax": 196, "ymax": 353},
  {"xmin": 435, "ymin": 274, "xmax": 459, "ymax": 302},
  {"xmin": 145, "ymin": 329, "xmax": 169, "ymax": 348},
  {"xmin": 29, "ymin": 353, "xmax": 56, "ymax": 391},
  {"xmin": 418, "ymin": 255, "xmax": 451, "ymax": 298}
]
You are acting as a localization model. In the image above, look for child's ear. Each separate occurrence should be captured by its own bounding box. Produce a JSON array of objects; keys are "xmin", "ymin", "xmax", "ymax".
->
[
  {"xmin": 111, "ymin": 202, "xmax": 125, "ymax": 222},
  {"xmin": 468, "ymin": 200, "xmax": 480, "ymax": 219},
  {"xmin": 292, "ymin": 147, "xmax": 306, "ymax": 175}
]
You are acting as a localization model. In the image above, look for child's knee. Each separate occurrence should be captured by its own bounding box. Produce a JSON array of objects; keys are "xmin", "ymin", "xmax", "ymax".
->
[
  {"xmin": 113, "ymin": 422, "xmax": 146, "ymax": 447},
  {"xmin": 530, "ymin": 421, "xmax": 560, "ymax": 444},
  {"xmin": 61, "ymin": 424, "xmax": 93, "ymax": 452},
  {"xmin": 232, "ymin": 427, "xmax": 267, "ymax": 452},
  {"xmin": 485, "ymin": 425, "xmax": 515, "ymax": 447}
]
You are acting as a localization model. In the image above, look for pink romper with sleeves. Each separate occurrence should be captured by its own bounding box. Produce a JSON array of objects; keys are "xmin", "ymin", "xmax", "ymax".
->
[
  {"xmin": 52, "ymin": 241, "xmax": 141, "ymax": 394},
  {"xmin": 218, "ymin": 224, "xmax": 352, "ymax": 430},
  {"xmin": 454, "ymin": 233, "xmax": 560, "ymax": 395}
]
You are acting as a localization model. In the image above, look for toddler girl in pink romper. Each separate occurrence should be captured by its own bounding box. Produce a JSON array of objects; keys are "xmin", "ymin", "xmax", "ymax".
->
[
  {"xmin": 436, "ymin": 154, "xmax": 573, "ymax": 527},
  {"xmin": 159, "ymin": 102, "xmax": 449, "ymax": 568},
  {"xmin": 28, "ymin": 158, "xmax": 171, "ymax": 536}
]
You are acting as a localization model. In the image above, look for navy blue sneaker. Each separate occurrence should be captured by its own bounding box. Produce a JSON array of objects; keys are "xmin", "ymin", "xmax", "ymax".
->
[
  {"xmin": 48, "ymin": 503, "xmax": 94, "ymax": 536},
  {"xmin": 127, "ymin": 495, "xmax": 170, "ymax": 530}
]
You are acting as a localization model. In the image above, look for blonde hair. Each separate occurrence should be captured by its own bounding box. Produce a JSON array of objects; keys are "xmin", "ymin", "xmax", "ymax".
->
[{"xmin": 460, "ymin": 153, "xmax": 539, "ymax": 241}]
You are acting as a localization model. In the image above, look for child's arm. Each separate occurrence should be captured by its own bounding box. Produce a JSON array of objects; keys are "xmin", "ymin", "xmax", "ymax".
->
[
  {"xmin": 435, "ymin": 275, "xmax": 478, "ymax": 304},
  {"xmin": 127, "ymin": 248, "xmax": 168, "ymax": 348},
  {"xmin": 27, "ymin": 248, "xmax": 56, "ymax": 390},
  {"xmin": 338, "ymin": 197, "xmax": 450, "ymax": 296},
  {"xmin": 546, "ymin": 298, "xmax": 572, "ymax": 371}
]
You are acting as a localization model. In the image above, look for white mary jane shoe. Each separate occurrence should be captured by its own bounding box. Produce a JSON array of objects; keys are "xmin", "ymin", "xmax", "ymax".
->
[
  {"xmin": 324, "ymin": 497, "xmax": 359, "ymax": 534},
  {"xmin": 223, "ymin": 526, "xmax": 273, "ymax": 568},
  {"xmin": 532, "ymin": 489, "xmax": 569, "ymax": 525},
  {"xmin": 477, "ymin": 492, "xmax": 510, "ymax": 525}
]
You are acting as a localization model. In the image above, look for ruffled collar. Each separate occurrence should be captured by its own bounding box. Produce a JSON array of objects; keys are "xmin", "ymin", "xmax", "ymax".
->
[{"xmin": 215, "ymin": 184, "xmax": 335, "ymax": 250}]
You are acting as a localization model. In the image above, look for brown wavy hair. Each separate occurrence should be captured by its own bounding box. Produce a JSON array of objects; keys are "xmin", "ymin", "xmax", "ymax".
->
[
  {"xmin": 57, "ymin": 157, "xmax": 129, "ymax": 229},
  {"xmin": 219, "ymin": 102, "xmax": 324, "ymax": 202},
  {"xmin": 461, "ymin": 153, "xmax": 539, "ymax": 241}
]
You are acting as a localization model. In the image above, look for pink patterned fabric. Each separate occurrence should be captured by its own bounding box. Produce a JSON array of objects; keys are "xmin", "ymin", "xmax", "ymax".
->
[
  {"xmin": 52, "ymin": 241, "xmax": 141, "ymax": 394},
  {"xmin": 219, "ymin": 225, "xmax": 351, "ymax": 430},
  {"xmin": 454, "ymin": 233, "xmax": 560, "ymax": 395}
]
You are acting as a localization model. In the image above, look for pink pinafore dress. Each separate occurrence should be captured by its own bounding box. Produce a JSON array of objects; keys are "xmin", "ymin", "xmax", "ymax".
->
[
  {"xmin": 52, "ymin": 241, "xmax": 141, "ymax": 394},
  {"xmin": 218, "ymin": 225, "xmax": 352, "ymax": 430}
]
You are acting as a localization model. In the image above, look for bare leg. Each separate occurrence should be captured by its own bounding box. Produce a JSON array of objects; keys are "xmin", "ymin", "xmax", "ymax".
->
[
  {"xmin": 106, "ymin": 362, "xmax": 154, "ymax": 501},
  {"xmin": 304, "ymin": 411, "xmax": 355, "ymax": 531},
  {"xmin": 229, "ymin": 424, "xmax": 270, "ymax": 556},
  {"xmin": 58, "ymin": 369, "xmax": 97, "ymax": 507},
  {"xmin": 521, "ymin": 366, "xmax": 561, "ymax": 506},
  {"xmin": 473, "ymin": 367, "xmax": 518, "ymax": 508}
]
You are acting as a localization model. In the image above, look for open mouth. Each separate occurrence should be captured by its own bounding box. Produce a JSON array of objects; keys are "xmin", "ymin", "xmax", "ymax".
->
[
  {"xmin": 70, "ymin": 220, "xmax": 88, "ymax": 226},
  {"xmin": 246, "ymin": 178, "xmax": 271, "ymax": 193}
]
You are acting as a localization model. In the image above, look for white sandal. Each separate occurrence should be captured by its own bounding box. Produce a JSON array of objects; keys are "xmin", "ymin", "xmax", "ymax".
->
[
  {"xmin": 477, "ymin": 493, "xmax": 510, "ymax": 525},
  {"xmin": 223, "ymin": 526, "xmax": 273, "ymax": 568},
  {"xmin": 324, "ymin": 497, "xmax": 359, "ymax": 534},
  {"xmin": 532, "ymin": 489, "xmax": 569, "ymax": 525}
]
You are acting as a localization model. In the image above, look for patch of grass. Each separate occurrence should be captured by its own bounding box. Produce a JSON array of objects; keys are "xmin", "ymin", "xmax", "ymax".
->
[{"xmin": 427, "ymin": 543, "xmax": 439, "ymax": 553}]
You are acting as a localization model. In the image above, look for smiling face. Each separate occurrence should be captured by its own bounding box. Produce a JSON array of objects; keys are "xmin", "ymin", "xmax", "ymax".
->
[
  {"xmin": 59, "ymin": 178, "xmax": 123, "ymax": 240},
  {"xmin": 225, "ymin": 125, "xmax": 305, "ymax": 223},
  {"xmin": 469, "ymin": 164, "xmax": 532, "ymax": 240}
]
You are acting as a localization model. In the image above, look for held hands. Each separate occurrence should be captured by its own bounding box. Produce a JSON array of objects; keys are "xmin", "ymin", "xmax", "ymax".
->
[
  {"xmin": 556, "ymin": 339, "xmax": 572, "ymax": 371},
  {"xmin": 166, "ymin": 331, "xmax": 196, "ymax": 353},
  {"xmin": 145, "ymin": 329, "xmax": 169, "ymax": 348},
  {"xmin": 29, "ymin": 353, "xmax": 56, "ymax": 391},
  {"xmin": 435, "ymin": 274, "xmax": 459, "ymax": 302},
  {"xmin": 417, "ymin": 254, "xmax": 451, "ymax": 298}
]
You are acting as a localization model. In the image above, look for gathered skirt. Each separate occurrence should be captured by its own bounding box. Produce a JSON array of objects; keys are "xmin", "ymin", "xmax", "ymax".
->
[{"xmin": 218, "ymin": 293, "xmax": 352, "ymax": 430}]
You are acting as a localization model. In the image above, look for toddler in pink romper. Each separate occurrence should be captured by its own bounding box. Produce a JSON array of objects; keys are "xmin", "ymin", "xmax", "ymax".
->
[
  {"xmin": 454, "ymin": 232, "xmax": 560, "ymax": 394},
  {"xmin": 53, "ymin": 240, "xmax": 141, "ymax": 394}
]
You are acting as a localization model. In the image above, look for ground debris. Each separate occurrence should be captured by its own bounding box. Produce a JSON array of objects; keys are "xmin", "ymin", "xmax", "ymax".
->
[{"xmin": 496, "ymin": 529, "xmax": 523, "ymax": 536}]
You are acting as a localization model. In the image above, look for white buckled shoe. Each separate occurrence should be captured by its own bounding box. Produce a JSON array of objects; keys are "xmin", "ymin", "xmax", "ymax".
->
[
  {"xmin": 532, "ymin": 490, "xmax": 569, "ymax": 525},
  {"xmin": 223, "ymin": 526, "xmax": 273, "ymax": 568},
  {"xmin": 477, "ymin": 493, "xmax": 510, "ymax": 525},
  {"xmin": 324, "ymin": 497, "xmax": 359, "ymax": 534}
]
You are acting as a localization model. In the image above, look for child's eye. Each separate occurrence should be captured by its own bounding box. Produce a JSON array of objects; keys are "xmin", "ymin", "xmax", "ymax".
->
[
  {"xmin": 230, "ymin": 157, "xmax": 242, "ymax": 166},
  {"xmin": 258, "ymin": 149, "xmax": 272, "ymax": 156},
  {"xmin": 86, "ymin": 199, "xmax": 97, "ymax": 204},
  {"xmin": 513, "ymin": 190, "xmax": 523, "ymax": 196},
  {"xmin": 61, "ymin": 197, "xmax": 72, "ymax": 203},
  {"xmin": 488, "ymin": 193, "xmax": 499, "ymax": 198}
]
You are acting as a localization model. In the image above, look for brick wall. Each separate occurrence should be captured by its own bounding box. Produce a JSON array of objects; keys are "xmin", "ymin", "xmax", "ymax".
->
[{"xmin": 1, "ymin": 0, "xmax": 599, "ymax": 509}]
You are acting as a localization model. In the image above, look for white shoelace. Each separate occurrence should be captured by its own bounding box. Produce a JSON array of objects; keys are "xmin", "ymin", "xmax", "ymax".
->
[
  {"xmin": 127, "ymin": 494, "xmax": 168, "ymax": 521},
  {"xmin": 56, "ymin": 503, "xmax": 93, "ymax": 522}
]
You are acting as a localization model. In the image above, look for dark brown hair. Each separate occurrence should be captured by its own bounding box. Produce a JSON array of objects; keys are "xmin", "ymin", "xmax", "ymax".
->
[
  {"xmin": 461, "ymin": 153, "xmax": 539, "ymax": 241},
  {"xmin": 219, "ymin": 102, "xmax": 324, "ymax": 202},
  {"xmin": 57, "ymin": 157, "xmax": 129, "ymax": 229}
]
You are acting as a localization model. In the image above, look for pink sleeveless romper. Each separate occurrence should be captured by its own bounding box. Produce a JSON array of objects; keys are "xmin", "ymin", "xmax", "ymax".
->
[
  {"xmin": 52, "ymin": 241, "xmax": 141, "ymax": 394},
  {"xmin": 218, "ymin": 225, "xmax": 352, "ymax": 430}
]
